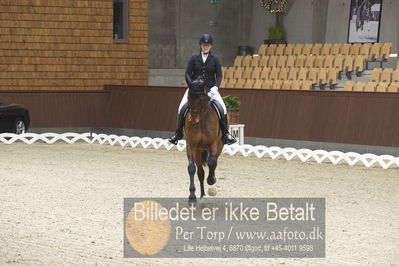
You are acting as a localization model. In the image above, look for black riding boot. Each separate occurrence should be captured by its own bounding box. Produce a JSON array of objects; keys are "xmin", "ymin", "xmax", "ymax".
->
[
  {"xmin": 220, "ymin": 114, "xmax": 236, "ymax": 145},
  {"xmin": 168, "ymin": 104, "xmax": 187, "ymax": 145}
]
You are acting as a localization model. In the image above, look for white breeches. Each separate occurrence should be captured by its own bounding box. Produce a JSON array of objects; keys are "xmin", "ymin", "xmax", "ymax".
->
[{"xmin": 177, "ymin": 88, "xmax": 227, "ymax": 115}]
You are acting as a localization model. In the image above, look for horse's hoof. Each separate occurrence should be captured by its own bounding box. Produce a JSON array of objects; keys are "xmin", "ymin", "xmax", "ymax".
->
[
  {"xmin": 188, "ymin": 197, "xmax": 197, "ymax": 206},
  {"xmin": 207, "ymin": 177, "xmax": 216, "ymax": 185},
  {"xmin": 208, "ymin": 186, "xmax": 217, "ymax": 196}
]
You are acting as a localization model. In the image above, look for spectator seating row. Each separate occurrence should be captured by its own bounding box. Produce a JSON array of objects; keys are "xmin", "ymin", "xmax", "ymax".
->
[
  {"xmin": 344, "ymin": 81, "xmax": 398, "ymax": 93},
  {"xmin": 257, "ymin": 42, "xmax": 392, "ymax": 60},
  {"xmin": 370, "ymin": 68, "xmax": 399, "ymax": 84},
  {"xmin": 220, "ymin": 79, "xmax": 314, "ymax": 90},
  {"xmin": 222, "ymin": 67, "xmax": 338, "ymax": 88},
  {"xmin": 232, "ymin": 55, "xmax": 366, "ymax": 78}
]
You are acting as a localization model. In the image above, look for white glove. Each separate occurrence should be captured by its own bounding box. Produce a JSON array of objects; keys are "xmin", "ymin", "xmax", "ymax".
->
[{"xmin": 210, "ymin": 86, "xmax": 219, "ymax": 94}]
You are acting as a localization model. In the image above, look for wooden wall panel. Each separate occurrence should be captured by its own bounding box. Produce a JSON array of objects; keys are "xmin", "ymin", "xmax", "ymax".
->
[
  {"xmin": 105, "ymin": 86, "xmax": 399, "ymax": 147},
  {"xmin": 0, "ymin": 90, "xmax": 109, "ymax": 127},
  {"xmin": 1, "ymin": 87, "xmax": 398, "ymax": 148},
  {"xmin": 0, "ymin": 0, "xmax": 148, "ymax": 90}
]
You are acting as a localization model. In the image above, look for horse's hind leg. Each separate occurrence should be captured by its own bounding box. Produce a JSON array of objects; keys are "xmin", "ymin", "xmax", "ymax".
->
[
  {"xmin": 194, "ymin": 150, "xmax": 205, "ymax": 198},
  {"xmin": 187, "ymin": 150, "xmax": 197, "ymax": 205}
]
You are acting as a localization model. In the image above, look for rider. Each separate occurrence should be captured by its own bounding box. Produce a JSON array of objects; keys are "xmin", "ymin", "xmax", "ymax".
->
[{"xmin": 168, "ymin": 34, "xmax": 236, "ymax": 145}]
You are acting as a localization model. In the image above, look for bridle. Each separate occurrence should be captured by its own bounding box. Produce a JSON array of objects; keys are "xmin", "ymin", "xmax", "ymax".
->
[{"xmin": 188, "ymin": 87, "xmax": 211, "ymax": 125}]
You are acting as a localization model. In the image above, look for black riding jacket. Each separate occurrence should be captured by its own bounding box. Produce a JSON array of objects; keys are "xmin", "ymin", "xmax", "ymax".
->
[{"xmin": 185, "ymin": 52, "xmax": 222, "ymax": 89}]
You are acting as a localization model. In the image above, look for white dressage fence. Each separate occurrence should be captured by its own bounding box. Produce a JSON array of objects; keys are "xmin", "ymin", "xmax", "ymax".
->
[{"xmin": 0, "ymin": 132, "xmax": 398, "ymax": 169}]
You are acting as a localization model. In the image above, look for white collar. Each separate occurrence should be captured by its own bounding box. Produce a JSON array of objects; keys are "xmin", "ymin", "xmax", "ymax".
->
[{"xmin": 201, "ymin": 52, "xmax": 209, "ymax": 63}]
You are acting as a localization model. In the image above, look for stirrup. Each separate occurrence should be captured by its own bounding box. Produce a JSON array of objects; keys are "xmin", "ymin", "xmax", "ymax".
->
[{"xmin": 223, "ymin": 132, "xmax": 236, "ymax": 145}]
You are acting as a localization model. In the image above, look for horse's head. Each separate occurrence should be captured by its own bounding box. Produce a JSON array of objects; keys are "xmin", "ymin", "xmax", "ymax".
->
[{"xmin": 187, "ymin": 79, "xmax": 209, "ymax": 125}]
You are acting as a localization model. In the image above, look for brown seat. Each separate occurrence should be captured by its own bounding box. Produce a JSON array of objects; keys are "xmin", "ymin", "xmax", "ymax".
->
[
  {"xmin": 291, "ymin": 80, "xmax": 301, "ymax": 90},
  {"xmin": 308, "ymin": 68, "xmax": 318, "ymax": 84},
  {"xmin": 266, "ymin": 44, "xmax": 277, "ymax": 56},
  {"xmin": 258, "ymin": 44, "xmax": 267, "ymax": 55},
  {"xmin": 314, "ymin": 56, "xmax": 325, "ymax": 68},
  {"xmin": 320, "ymin": 44, "xmax": 332, "ymax": 56},
  {"xmin": 391, "ymin": 69, "xmax": 399, "ymax": 83},
  {"xmin": 369, "ymin": 43, "xmax": 382, "ymax": 60},
  {"xmin": 242, "ymin": 55, "xmax": 252, "ymax": 67},
  {"xmin": 350, "ymin": 43, "xmax": 361, "ymax": 55},
  {"xmin": 233, "ymin": 56, "xmax": 243, "ymax": 67},
  {"xmin": 271, "ymin": 80, "xmax": 282, "ymax": 90},
  {"xmin": 343, "ymin": 56, "xmax": 354, "ymax": 72},
  {"xmin": 387, "ymin": 83, "xmax": 398, "ymax": 93},
  {"xmin": 344, "ymin": 81, "xmax": 355, "ymax": 91},
  {"xmin": 333, "ymin": 55, "xmax": 344, "ymax": 71},
  {"xmin": 278, "ymin": 68, "xmax": 289, "ymax": 80},
  {"xmin": 281, "ymin": 80, "xmax": 292, "ymax": 90},
  {"xmin": 277, "ymin": 56, "xmax": 287, "ymax": 68},
  {"xmin": 268, "ymin": 56, "xmax": 278, "ymax": 68},
  {"xmin": 304, "ymin": 56, "xmax": 315, "ymax": 68},
  {"xmin": 340, "ymin": 43, "xmax": 351, "ymax": 56},
  {"xmin": 251, "ymin": 67, "xmax": 262, "ymax": 80},
  {"xmin": 288, "ymin": 68, "xmax": 298, "ymax": 80},
  {"xmin": 354, "ymin": 56, "xmax": 366, "ymax": 75},
  {"xmin": 376, "ymin": 82, "xmax": 389, "ymax": 92},
  {"xmin": 234, "ymin": 78, "xmax": 246, "ymax": 88},
  {"xmin": 324, "ymin": 55, "xmax": 334, "ymax": 68},
  {"xmin": 275, "ymin": 44, "xmax": 286, "ymax": 56},
  {"xmin": 253, "ymin": 79, "xmax": 262, "ymax": 89},
  {"xmin": 225, "ymin": 78, "xmax": 236, "ymax": 88},
  {"xmin": 224, "ymin": 67, "xmax": 235, "ymax": 79},
  {"xmin": 311, "ymin": 44, "xmax": 322, "ymax": 56},
  {"xmin": 242, "ymin": 67, "xmax": 252, "ymax": 80},
  {"xmin": 260, "ymin": 67, "xmax": 271, "ymax": 80},
  {"xmin": 293, "ymin": 44, "xmax": 304, "ymax": 56},
  {"xmin": 297, "ymin": 68, "xmax": 308, "ymax": 81},
  {"xmin": 286, "ymin": 55, "xmax": 296, "ymax": 68},
  {"xmin": 364, "ymin": 82, "xmax": 377, "ymax": 92},
  {"xmin": 284, "ymin": 44, "xmax": 294, "ymax": 56},
  {"xmin": 380, "ymin": 68, "xmax": 393, "ymax": 83},
  {"xmin": 250, "ymin": 56, "xmax": 260, "ymax": 68},
  {"xmin": 259, "ymin": 56, "xmax": 269, "ymax": 67},
  {"xmin": 360, "ymin": 43, "xmax": 372, "ymax": 57},
  {"xmin": 295, "ymin": 55, "xmax": 306, "ymax": 68},
  {"xmin": 318, "ymin": 68, "xmax": 328, "ymax": 88},
  {"xmin": 302, "ymin": 44, "xmax": 313, "ymax": 56},
  {"xmin": 261, "ymin": 79, "xmax": 273, "ymax": 89},
  {"xmin": 221, "ymin": 66, "xmax": 228, "ymax": 77},
  {"xmin": 327, "ymin": 68, "xmax": 338, "ymax": 89},
  {"xmin": 301, "ymin": 80, "xmax": 313, "ymax": 90},
  {"xmin": 330, "ymin": 43, "xmax": 341, "ymax": 56},
  {"xmin": 269, "ymin": 68, "xmax": 280, "ymax": 80},
  {"xmin": 243, "ymin": 79, "xmax": 254, "ymax": 89},
  {"xmin": 353, "ymin": 81, "xmax": 366, "ymax": 92},
  {"xmin": 381, "ymin": 43, "xmax": 392, "ymax": 60},
  {"xmin": 233, "ymin": 67, "xmax": 244, "ymax": 79},
  {"xmin": 220, "ymin": 78, "xmax": 227, "ymax": 88},
  {"xmin": 370, "ymin": 68, "xmax": 382, "ymax": 82}
]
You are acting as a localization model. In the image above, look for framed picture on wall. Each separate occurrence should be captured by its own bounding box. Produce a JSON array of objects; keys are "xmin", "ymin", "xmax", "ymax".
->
[{"xmin": 347, "ymin": 0, "xmax": 382, "ymax": 43}]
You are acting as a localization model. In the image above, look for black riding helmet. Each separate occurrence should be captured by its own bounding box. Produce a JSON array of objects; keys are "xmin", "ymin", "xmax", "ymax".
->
[{"xmin": 199, "ymin": 34, "xmax": 213, "ymax": 45}]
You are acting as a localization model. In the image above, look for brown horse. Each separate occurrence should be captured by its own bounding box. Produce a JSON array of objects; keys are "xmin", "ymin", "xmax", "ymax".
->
[{"xmin": 184, "ymin": 81, "xmax": 224, "ymax": 205}]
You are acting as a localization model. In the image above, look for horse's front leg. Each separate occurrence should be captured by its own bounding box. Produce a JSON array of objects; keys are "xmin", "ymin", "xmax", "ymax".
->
[
  {"xmin": 194, "ymin": 150, "xmax": 205, "ymax": 198},
  {"xmin": 187, "ymin": 148, "xmax": 197, "ymax": 206},
  {"xmin": 207, "ymin": 144, "xmax": 217, "ymax": 186}
]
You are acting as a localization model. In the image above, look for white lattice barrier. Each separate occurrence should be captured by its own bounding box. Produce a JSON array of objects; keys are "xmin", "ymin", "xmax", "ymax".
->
[{"xmin": 1, "ymin": 132, "xmax": 398, "ymax": 169}]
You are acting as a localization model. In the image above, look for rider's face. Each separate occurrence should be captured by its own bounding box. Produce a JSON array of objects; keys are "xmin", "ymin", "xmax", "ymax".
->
[{"xmin": 200, "ymin": 44, "xmax": 212, "ymax": 54}]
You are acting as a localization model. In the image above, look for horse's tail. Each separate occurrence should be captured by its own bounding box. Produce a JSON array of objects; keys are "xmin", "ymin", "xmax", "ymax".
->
[{"xmin": 201, "ymin": 151, "xmax": 208, "ymax": 166}]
